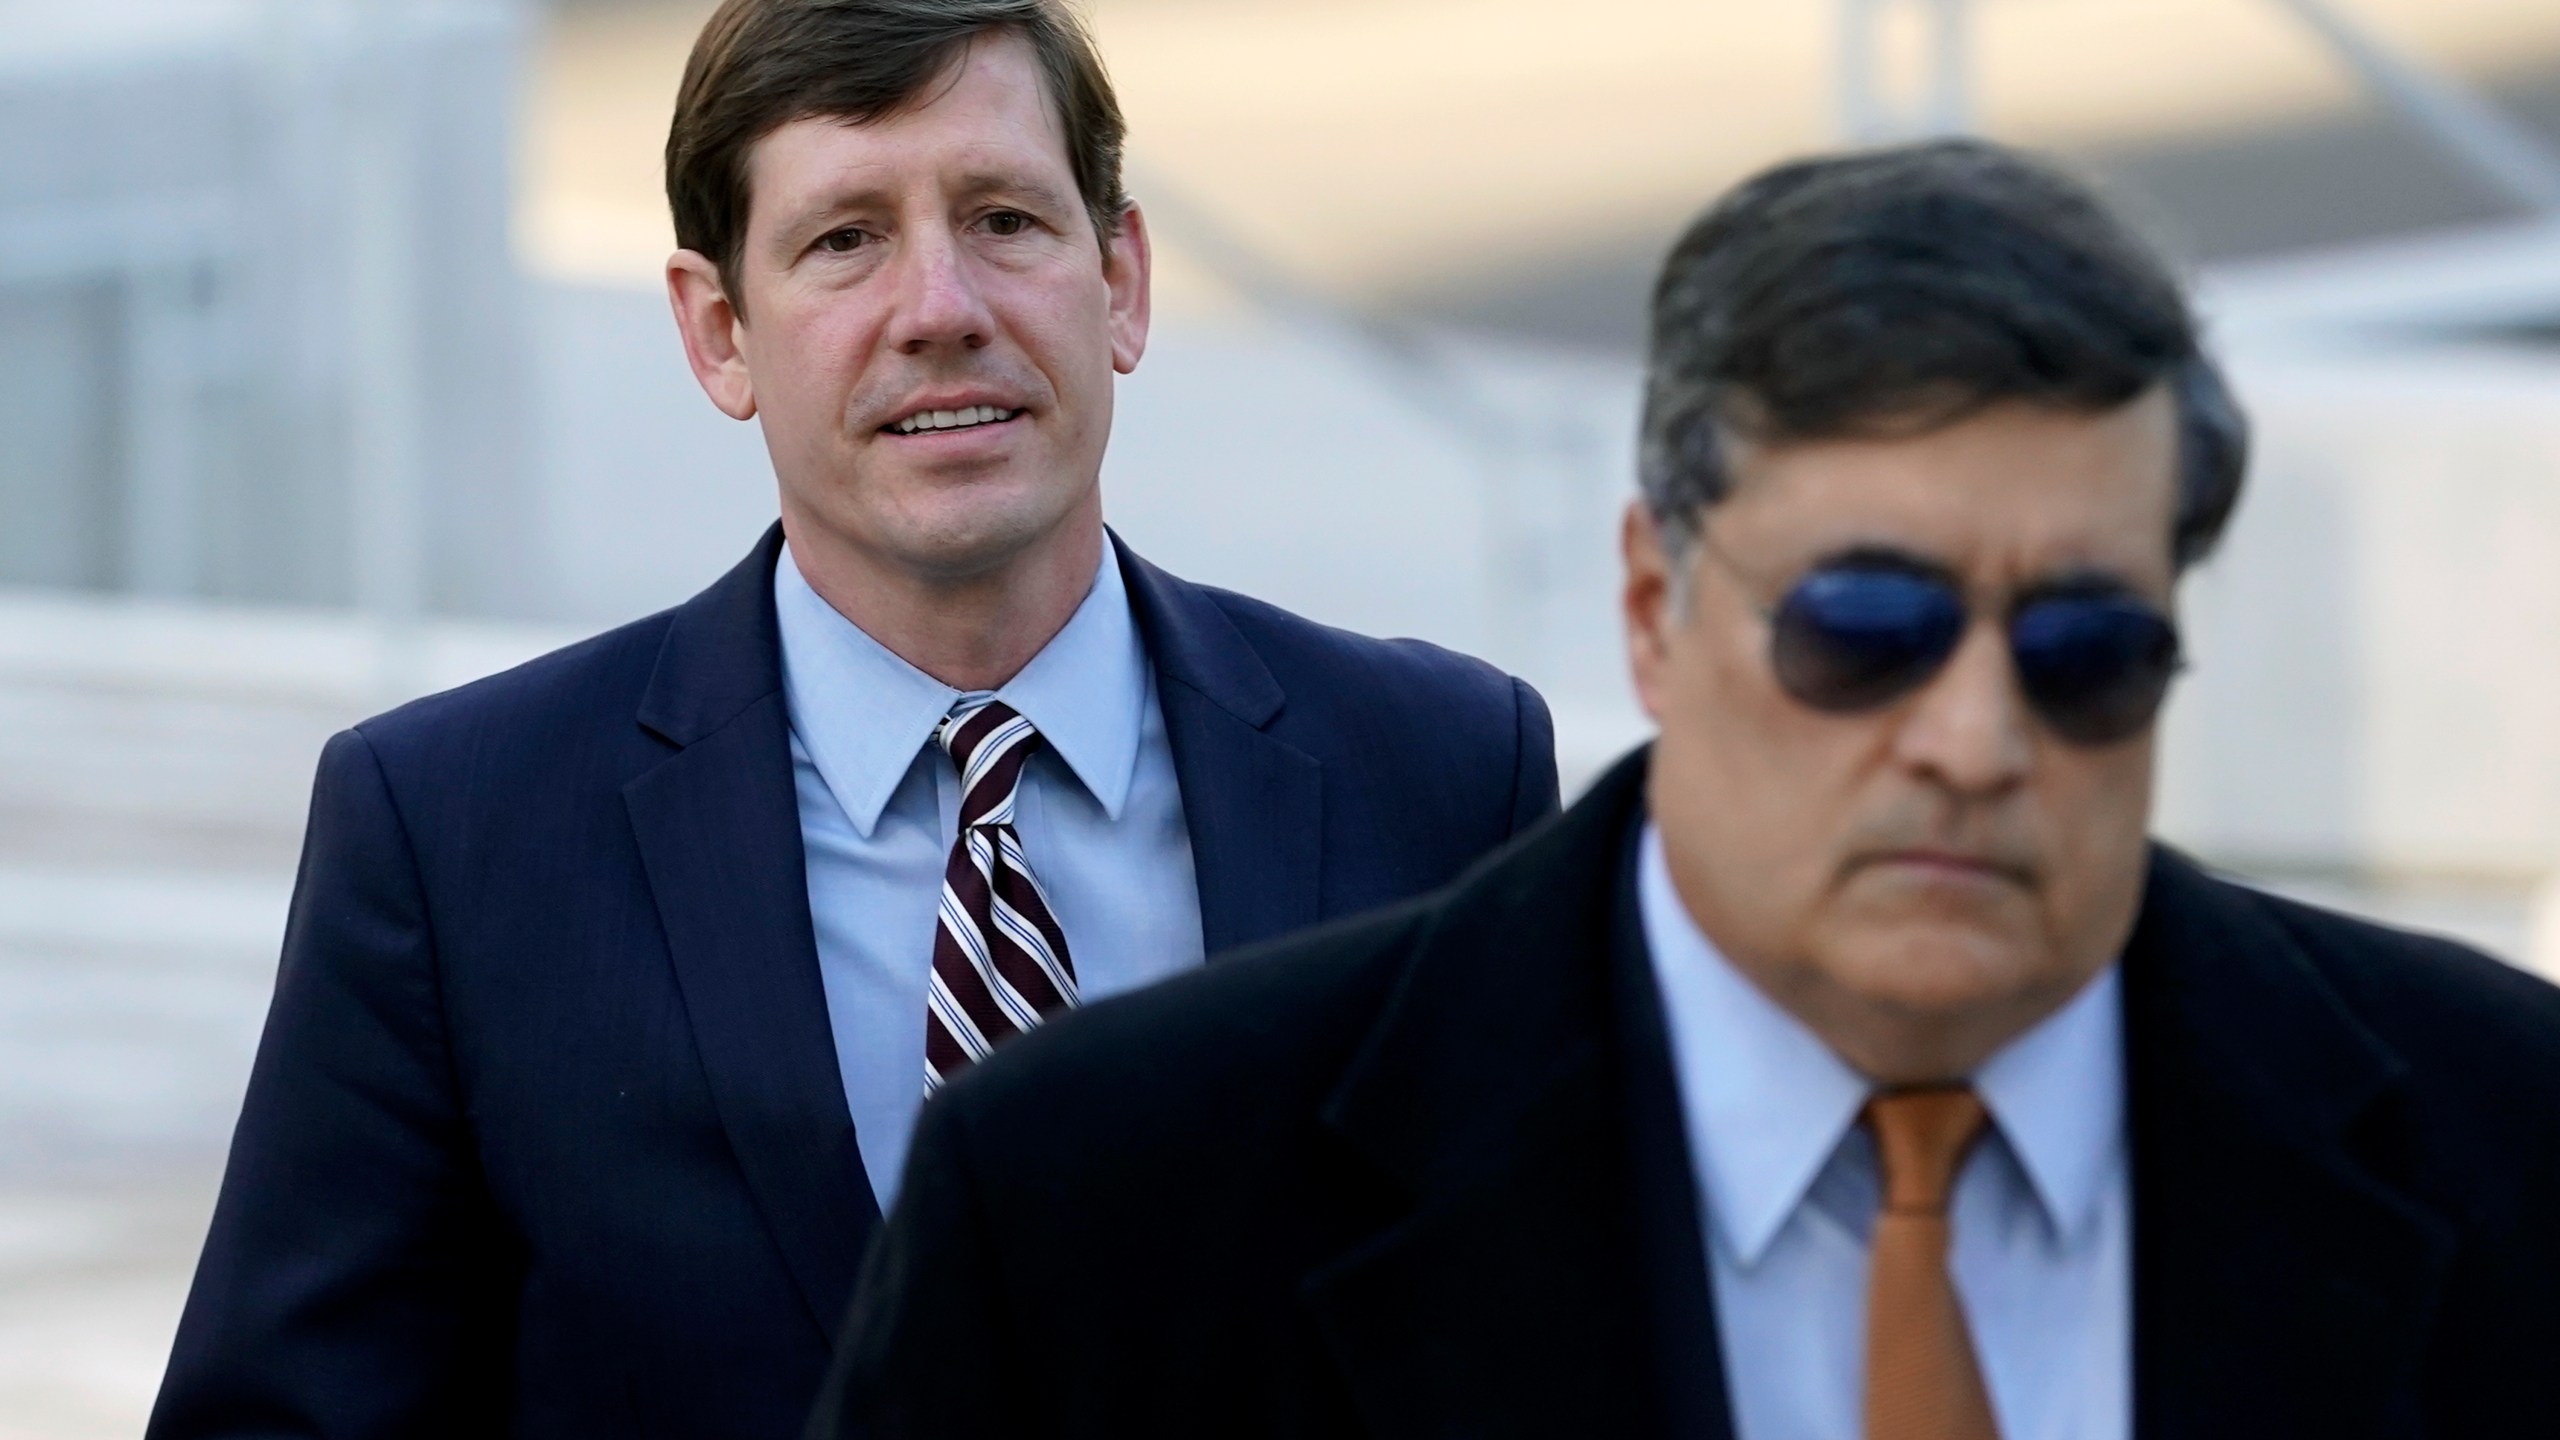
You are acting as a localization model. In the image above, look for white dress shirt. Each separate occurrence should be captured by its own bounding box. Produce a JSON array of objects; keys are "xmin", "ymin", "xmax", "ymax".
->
[
  {"xmin": 774, "ymin": 537, "xmax": 1204, "ymax": 1209},
  {"xmin": 1637, "ymin": 823, "xmax": 2130, "ymax": 1440}
]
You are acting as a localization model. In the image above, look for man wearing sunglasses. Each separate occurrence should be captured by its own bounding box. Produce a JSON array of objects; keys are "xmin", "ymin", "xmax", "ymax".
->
[{"xmin": 815, "ymin": 140, "xmax": 2560, "ymax": 1438}]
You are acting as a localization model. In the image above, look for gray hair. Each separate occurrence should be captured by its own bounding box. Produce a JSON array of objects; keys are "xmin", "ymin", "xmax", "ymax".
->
[{"xmin": 1637, "ymin": 139, "xmax": 2248, "ymax": 569}]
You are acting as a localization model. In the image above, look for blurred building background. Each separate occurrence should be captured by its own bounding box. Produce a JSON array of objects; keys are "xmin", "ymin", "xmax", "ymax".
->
[{"xmin": 3, "ymin": 0, "xmax": 2559, "ymax": 1433}]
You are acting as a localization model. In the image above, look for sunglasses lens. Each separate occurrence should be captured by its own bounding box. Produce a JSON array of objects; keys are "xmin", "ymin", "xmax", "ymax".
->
[
  {"xmin": 1770, "ymin": 568, "xmax": 1966, "ymax": 712},
  {"xmin": 2010, "ymin": 595, "xmax": 2181, "ymax": 745}
]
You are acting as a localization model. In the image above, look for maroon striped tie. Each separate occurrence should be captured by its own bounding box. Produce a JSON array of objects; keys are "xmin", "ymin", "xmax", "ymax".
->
[{"xmin": 923, "ymin": 697, "xmax": 1079, "ymax": 1091}]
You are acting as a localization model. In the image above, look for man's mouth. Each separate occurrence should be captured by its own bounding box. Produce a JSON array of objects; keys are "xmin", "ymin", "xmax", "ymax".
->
[
  {"xmin": 1857, "ymin": 849, "xmax": 2033, "ymax": 888},
  {"xmin": 884, "ymin": 405, "xmax": 1023, "ymax": 436}
]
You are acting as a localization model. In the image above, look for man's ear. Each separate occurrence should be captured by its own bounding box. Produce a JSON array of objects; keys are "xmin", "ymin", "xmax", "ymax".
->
[
  {"xmin": 1103, "ymin": 203, "xmax": 1153, "ymax": 376},
  {"xmin": 1623, "ymin": 500, "xmax": 1681, "ymax": 723},
  {"xmin": 667, "ymin": 250, "xmax": 757, "ymax": 421}
]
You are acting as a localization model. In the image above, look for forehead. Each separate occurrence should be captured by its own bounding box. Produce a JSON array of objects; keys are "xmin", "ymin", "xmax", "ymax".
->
[
  {"xmin": 1712, "ymin": 389, "xmax": 2182, "ymax": 592},
  {"xmin": 742, "ymin": 32, "xmax": 1073, "ymax": 214}
]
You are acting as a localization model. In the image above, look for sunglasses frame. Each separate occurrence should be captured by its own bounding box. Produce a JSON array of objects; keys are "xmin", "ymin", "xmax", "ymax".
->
[{"xmin": 1684, "ymin": 527, "xmax": 2185, "ymax": 746}]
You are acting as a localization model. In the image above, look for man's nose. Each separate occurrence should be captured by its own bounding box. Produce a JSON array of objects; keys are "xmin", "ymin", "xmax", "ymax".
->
[
  {"xmin": 887, "ymin": 227, "xmax": 994, "ymax": 354},
  {"xmin": 1890, "ymin": 621, "xmax": 2034, "ymax": 794}
]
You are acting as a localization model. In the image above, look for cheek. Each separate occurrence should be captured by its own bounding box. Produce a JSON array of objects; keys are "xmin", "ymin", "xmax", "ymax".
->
[
  {"xmin": 1683, "ymin": 628, "xmax": 1872, "ymax": 821},
  {"xmin": 2036, "ymin": 744, "xmax": 2157, "ymax": 945},
  {"xmin": 752, "ymin": 308, "xmax": 866, "ymax": 416},
  {"xmin": 1655, "ymin": 626, "xmax": 1884, "ymax": 934},
  {"xmin": 996, "ymin": 264, "xmax": 1114, "ymax": 380}
]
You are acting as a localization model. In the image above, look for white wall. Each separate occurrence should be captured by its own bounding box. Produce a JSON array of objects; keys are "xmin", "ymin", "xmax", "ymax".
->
[
  {"xmin": 2156, "ymin": 340, "xmax": 2560, "ymax": 881},
  {"xmin": 0, "ymin": 0, "xmax": 534, "ymax": 611}
]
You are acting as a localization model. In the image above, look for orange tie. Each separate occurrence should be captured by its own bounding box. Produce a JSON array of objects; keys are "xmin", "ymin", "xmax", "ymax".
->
[{"xmin": 1863, "ymin": 1086, "xmax": 2000, "ymax": 1440}]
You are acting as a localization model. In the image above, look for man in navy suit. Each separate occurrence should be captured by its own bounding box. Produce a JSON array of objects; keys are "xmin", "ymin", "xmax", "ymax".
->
[{"xmin": 145, "ymin": 2, "xmax": 1555, "ymax": 1436}]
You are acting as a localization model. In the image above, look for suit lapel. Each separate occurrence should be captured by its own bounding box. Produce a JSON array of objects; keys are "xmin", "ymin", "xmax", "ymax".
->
[
  {"xmin": 1606, "ymin": 831, "xmax": 1740, "ymax": 1440},
  {"xmin": 1303, "ymin": 752, "xmax": 1728, "ymax": 1438},
  {"xmin": 624, "ymin": 526, "xmax": 879, "ymax": 1342},
  {"xmin": 1115, "ymin": 538, "xmax": 1323, "ymax": 954},
  {"xmin": 2124, "ymin": 851, "xmax": 2456, "ymax": 1438}
]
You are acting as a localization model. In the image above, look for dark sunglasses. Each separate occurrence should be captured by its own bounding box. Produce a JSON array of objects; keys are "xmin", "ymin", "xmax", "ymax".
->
[{"xmin": 1707, "ymin": 543, "xmax": 2183, "ymax": 746}]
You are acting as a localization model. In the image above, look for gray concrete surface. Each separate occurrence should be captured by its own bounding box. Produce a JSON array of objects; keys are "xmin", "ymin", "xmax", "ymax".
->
[{"xmin": 0, "ymin": 595, "xmax": 570, "ymax": 1438}]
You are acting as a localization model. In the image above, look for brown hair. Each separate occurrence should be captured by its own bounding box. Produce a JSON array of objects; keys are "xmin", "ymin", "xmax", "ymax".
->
[{"xmin": 665, "ymin": 0, "xmax": 1130, "ymax": 305}]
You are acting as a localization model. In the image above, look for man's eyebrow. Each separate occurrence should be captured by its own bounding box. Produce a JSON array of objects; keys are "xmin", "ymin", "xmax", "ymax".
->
[
  {"xmin": 2024, "ymin": 562, "xmax": 2153, "ymax": 596},
  {"xmin": 767, "ymin": 186, "xmax": 893, "ymax": 251},
  {"xmin": 1814, "ymin": 543, "xmax": 1955, "ymax": 581},
  {"xmin": 948, "ymin": 169, "xmax": 1077, "ymax": 213}
]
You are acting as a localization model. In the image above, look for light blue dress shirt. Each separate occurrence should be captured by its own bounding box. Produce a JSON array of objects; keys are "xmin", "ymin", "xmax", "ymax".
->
[
  {"xmin": 774, "ymin": 538, "xmax": 1204, "ymax": 1209},
  {"xmin": 1637, "ymin": 823, "xmax": 2129, "ymax": 1440}
]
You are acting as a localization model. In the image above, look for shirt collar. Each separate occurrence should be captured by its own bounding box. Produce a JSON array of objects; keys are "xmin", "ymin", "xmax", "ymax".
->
[
  {"xmin": 1973, "ymin": 954, "xmax": 2123, "ymax": 1247},
  {"xmin": 773, "ymin": 537, "xmax": 1147, "ymax": 837},
  {"xmin": 1639, "ymin": 823, "xmax": 1869, "ymax": 1268},
  {"xmin": 1637, "ymin": 822, "xmax": 2126, "ymax": 1266},
  {"xmin": 990, "ymin": 537, "xmax": 1148, "ymax": 823}
]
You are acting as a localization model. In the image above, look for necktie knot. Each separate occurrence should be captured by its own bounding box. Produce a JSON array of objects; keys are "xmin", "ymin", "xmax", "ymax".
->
[
  {"xmin": 1865, "ymin": 1085, "xmax": 1988, "ymax": 1216},
  {"xmin": 938, "ymin": 698, "xmax": 1040, "ymax": 828}
]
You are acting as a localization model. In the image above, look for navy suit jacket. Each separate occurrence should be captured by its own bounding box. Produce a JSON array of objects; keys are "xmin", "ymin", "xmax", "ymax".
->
[
  {"xmin": 824, "ymin": 747, "xmax": 2560, "ymax": 1438},
  {"xmin": 147, "ymin": 525, "xmax": 1559, "ymax": 1440}
]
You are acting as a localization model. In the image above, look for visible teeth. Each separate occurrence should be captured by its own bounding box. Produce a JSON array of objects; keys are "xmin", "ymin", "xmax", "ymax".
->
[{"xmin": 891, "ymin": 405, "xmax": 1016, "ymax": 434}]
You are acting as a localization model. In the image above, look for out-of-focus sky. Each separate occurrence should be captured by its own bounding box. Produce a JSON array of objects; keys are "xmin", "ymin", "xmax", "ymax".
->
[{"xmin": 523, "ymin": 0, "xmax": 2560, "ymax": 347}]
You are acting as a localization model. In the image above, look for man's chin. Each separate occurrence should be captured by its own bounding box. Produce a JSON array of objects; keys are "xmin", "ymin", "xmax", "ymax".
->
[
  {"xmin": 1820, "ymin": 921, "xmax": 2054, "ymax": 1015},
  {"xmin": 784, "ymin": 466, "xmax": 1078, "ymax": 574},
  {"xmin": 867, "ymin": 500, "xmax": 1091, "ymax": 586}
]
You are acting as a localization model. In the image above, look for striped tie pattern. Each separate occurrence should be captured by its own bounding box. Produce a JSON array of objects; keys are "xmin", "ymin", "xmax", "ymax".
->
[{"xmin": 923, "ymin": 697, "xmax": 1079, "ymax": 1092}]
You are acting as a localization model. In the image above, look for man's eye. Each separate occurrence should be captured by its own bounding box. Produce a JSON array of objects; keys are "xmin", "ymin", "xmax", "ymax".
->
[
  {"xmin": 817, "ymin": 229, "xmax": 867, "ymax": 254},
  {"xmin": 984, "ymin": 211, "xmax": 1030, "ymax": 237}
]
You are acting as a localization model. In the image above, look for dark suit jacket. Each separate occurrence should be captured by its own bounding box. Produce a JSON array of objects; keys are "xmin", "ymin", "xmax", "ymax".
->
[
  {"xmin": 147, "ymin": 525, "xmax": 1559, "ymax": 1440},
  {"xmin": 824, "ymin": 747, "xmax": 2560, "ymax": 1439}
]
